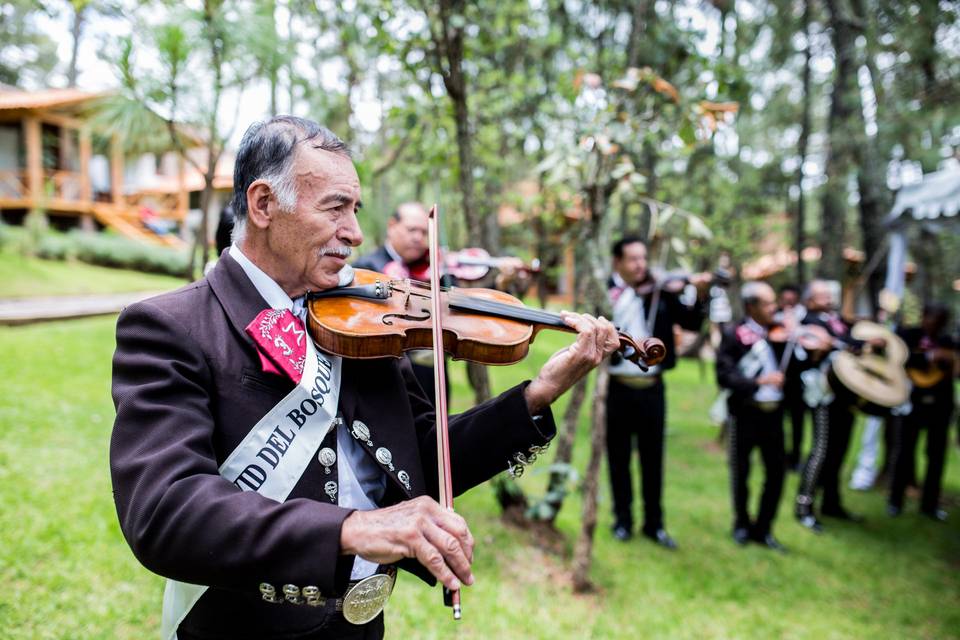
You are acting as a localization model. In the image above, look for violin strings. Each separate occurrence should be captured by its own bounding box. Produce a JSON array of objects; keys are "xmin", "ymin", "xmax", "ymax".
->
[
  {"xmin": 448, "ymin": 295, "xmax": 566, "ymax": 327},
  {"xmin": 383, "ymin": 277, "xmax": 565, "ymax": 326}
]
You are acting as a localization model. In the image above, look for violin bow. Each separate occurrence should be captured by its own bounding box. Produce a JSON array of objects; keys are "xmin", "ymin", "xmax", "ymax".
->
[{"xmin": 427, "ymin": 204, "xmax": 461, "ymax": 620}]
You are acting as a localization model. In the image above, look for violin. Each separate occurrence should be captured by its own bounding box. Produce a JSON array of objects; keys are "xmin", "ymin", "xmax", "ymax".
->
[
  {"xmin": 306, "ymin": 269, "xmax": 666, "ymax": 370},
  {"xmin": 633, "ymin": 268, "xmax": 732, "ymax": 297},
  {"xmin": 767, "ymin": 323, "xmax": 834, "ymax": 355},
  {"xmin": 444, "ymin": 247, "xmax": 540, "ymax": 282}
]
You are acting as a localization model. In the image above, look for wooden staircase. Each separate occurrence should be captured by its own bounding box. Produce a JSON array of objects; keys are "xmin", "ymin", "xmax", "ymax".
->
[{"xmin": 91, "ymin": 203, "xmax": 187, "ymax": 249}]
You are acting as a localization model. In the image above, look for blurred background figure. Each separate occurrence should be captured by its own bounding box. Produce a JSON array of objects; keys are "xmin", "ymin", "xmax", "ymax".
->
[
  {"xmin": 605, "ymin": 236, "xmax": 709, "ymax": 549},
  {"xmin": 776, "ymin": 283, "xmax": 807, "ymax": 471},
  {"xmin": 716, "ymin": 281, "xmax": 789, "ymax": 552},
  {"xmin": 888, "ymin": 303, "xmax": 957, "ymax": 521}
]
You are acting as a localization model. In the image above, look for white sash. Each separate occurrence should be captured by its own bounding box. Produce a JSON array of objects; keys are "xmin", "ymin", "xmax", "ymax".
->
[{"xmin": 160, "ymin": 338, "xmax": 342, "ymax": 640}]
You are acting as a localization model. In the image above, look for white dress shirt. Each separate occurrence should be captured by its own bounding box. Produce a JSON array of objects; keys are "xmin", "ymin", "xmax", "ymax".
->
[{"xmin": 743, "ymin": 317, "xmax": 783, "ymax": 403}]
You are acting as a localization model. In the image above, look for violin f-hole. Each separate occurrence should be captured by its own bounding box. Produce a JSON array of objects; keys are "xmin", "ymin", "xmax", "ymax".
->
[{"xmin": 382, "ymin": 311, "xmax": 432, "ymax": 326}]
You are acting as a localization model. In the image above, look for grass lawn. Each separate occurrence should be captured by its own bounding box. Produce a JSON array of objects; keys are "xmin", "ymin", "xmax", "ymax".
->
[
  {"xmin": 0, "ymin": 317, "xmax": 957, "ymax": 639},
  {"xmin": 0, "ymin": 248, "xmax": 185, "ymax": 299}
]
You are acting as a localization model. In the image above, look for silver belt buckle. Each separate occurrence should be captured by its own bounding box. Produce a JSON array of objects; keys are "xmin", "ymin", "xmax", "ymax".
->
[
  {"xmin": 757, "ymin": 401, "xmax": 779, "ymax": 413},
  {"xmin": 342, "ymin": 572, "xmax": 396, "ymax": 625},
  {"xmin": 614, "ymin": 375, "xmax": 659, "ymax": 389}
]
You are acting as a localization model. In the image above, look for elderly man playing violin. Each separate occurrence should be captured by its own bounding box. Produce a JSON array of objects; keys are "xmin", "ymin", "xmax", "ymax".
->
[{"xmin": 109, "ymin": 116, "xmax": 623, "ymax": 640}]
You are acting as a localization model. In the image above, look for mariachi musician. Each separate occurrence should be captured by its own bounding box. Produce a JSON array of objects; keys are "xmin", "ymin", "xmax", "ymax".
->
[
  {"xmin": 716, "ymin": 281, "xmax": 794, "ymax": 552},
  {"xmin": 888, "ymin": 303, "xmax": 957, "ymax": 521},
  {"xmin": 794, "ymin": 279, "xmax": 886, "ymax": 531},
  {"xmin": 110, "ymin": 116, "xmax": 623, "ymax": 640},
  {"xmin": 606, "ymin": 236, "xmax": 709, "ymax": 548}
]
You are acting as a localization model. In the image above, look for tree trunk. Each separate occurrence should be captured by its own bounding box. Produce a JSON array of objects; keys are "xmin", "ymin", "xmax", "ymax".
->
[
  {"xmin": 527, "ymin": 376, "xmax": 588, "ymax": 524},
  {"xmin": 465, "ymin": 361, "xmax": 491, "ymax": 404},
  {"xmin": 849, "ymin": 0, "xmax": 892, "ymax": 313},
  {"xmin": 435, "ymin": 0, "xmax": 488, "ymax": 250},
  {"xmin": 818, "ymin": 0, "xmax": 859, "ymax": 281},
  {"xmin": 431, "ymin": 0, "xmax": 495, "ymax": 409},
  {"xmin": 571, "ymin": 363, "xmax": 608, "ymax": 593},
  {"xmin": 570, "ymin": 149, "xmax": 615, "ymax": 589},
  {"xmin": 186, "ymin": 0, "xmax": 225, "ymax": 280},
  {"xmin": 67, "ymin": 6, "xmax": 85, "ymax": 88},
  {"xmin": 265, "ymin": 0, "xmax": 278, "ymax": 116},
  {"xmin": 795, "ymin": 0, "xmax": 812, "ymax": 287}
]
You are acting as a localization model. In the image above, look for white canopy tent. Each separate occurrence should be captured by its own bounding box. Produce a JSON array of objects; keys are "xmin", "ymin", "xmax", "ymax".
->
[{"xmin": 883, "ymin": 162, "xmax": 960, "ymax": 299}]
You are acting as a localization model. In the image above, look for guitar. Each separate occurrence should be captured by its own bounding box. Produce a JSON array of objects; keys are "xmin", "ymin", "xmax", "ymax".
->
[
  {"xmin": 829, "ymin": 321, "xmax": 911, "ymax": 414},
  {"xmin": 906, "ymin": 346, "xmax": 957, "ymax": 388}
]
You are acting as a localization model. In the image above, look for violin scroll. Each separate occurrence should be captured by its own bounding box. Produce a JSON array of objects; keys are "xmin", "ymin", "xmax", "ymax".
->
[{"xmin": 617, "ymin": 334, "xmax": 666, "ymax": 371}]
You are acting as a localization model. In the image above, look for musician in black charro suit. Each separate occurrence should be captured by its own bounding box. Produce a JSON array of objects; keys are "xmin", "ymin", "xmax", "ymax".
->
[
  {"xmin": 888, "ymin": 304, "xmax": 957, "ymax": 522},
  {"xmin": 606, "ymin": 237, "xmax": 709, "ymax": 549},
  {"xmin": 794, "ymin": 280, "xmax": 886, "ymax": 532},
  {"xmin": 716, "ymin": 281, "xmax": 790, "ymax": 552}
]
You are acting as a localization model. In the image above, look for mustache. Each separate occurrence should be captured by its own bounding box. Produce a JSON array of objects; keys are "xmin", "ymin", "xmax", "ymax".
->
[{"xmin": 319, "ymin": 246, "xmax": 353, "ymax": 259}]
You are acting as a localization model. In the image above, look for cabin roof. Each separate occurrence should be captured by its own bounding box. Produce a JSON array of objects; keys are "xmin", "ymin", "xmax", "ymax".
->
[{"xmin": 0, "ymin": 87, "xmax": 107, "ymax": 112}]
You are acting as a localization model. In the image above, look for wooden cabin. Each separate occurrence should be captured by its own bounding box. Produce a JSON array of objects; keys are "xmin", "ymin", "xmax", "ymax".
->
[{"xmin": 0, "ymin": 87, "xmax": 232, "ymax": 248}]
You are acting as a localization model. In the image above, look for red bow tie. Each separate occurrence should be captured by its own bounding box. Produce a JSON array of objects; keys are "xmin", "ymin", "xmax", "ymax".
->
[{"xmin": 245, "ymin": 308, "xmax": 308, "ymax": 383}]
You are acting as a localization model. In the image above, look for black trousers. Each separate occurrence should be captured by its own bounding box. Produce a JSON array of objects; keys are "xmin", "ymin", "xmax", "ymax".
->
[
  {"xmin": 796, "ymin": 400, "xmax": 855, "ymax": 513},
  {"xmin": 606, "ymin": 378, "xmax": 666, "ymax": 535},
  {"xmin": 819, "ymin": 401, "xmax": 856, "ymax": 511},
  {"xmin": 784, "ymin": 379, "xmax": 807, "ymax": 467},
  {"xmin": 889, "ymin": 399, "xmax": 954, "ymax": 513},
  {"xmin": 728, "ymin": 405, "xmax": 786, "ymax": 536},
  {"xmin": 178, "ymin": 613, "xmax": 384, "ymax": 640}
]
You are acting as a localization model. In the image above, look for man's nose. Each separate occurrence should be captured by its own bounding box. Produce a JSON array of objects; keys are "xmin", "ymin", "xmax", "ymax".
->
[{"xmin": 340, "ymin": 213, "xmax": 364, "ymax": 247}]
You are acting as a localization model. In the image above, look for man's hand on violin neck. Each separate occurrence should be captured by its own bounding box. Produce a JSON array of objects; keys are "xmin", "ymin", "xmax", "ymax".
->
[
  {"xmin": 689, "ymin": 272, "xmax": 713, "ymax": 297},
  {"xmin": 339, "ymin": 496, "xmax": 475, "ymax": 592},
  {"xmin": 524, "ymin": 311, "xmax": 620, "ymax": 415},
  {"xmin": 757, "ymin": 371, "xmax": 785, "ymax": 388}
]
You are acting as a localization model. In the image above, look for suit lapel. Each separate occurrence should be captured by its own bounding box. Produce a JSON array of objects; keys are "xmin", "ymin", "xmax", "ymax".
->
[{"xmin": 207, "ymin": 250, "xmax": 270, "ymax": 350}]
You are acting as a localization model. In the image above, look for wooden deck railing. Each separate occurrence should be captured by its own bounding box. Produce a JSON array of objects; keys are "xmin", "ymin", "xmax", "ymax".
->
[
  {"xmin": 44, "ymin": 170, "xmax": 83, "ymax": 201},
  {"xmin": 0, "ymin": 170, "xmax": 28, "ymax": 199},
  {"xmin": 0, "ymin": 169, "xmax": 84, "ymax": 202}
]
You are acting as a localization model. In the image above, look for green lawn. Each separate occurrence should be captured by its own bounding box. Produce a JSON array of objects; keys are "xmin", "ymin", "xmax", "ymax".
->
[
  {"xmin": 0, "ymin": 249, "xmax": 185, "ymax": 298},
  {"xmin": 0, "ymin": 317, "xmax": 957, "ymax": 639}
]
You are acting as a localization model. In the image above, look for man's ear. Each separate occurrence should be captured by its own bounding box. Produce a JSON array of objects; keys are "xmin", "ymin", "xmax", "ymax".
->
[{"xmin": 246, "ymin": 181, "xmax": 275, "ymax": 230}]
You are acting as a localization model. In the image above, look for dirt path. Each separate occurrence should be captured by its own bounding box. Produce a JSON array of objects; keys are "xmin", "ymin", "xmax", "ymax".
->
[{"xmin": 0, "ymin": 291, "xmax": 168, "ymax": 325}]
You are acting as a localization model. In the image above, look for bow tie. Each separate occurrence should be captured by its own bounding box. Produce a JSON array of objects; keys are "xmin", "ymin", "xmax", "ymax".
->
[
  {"xmin": 291, "ymin": 296, "xmax": 306, "ymax": 320},
  {"xmin": 245, "ymin": 308, "xmax": 308, "ymax": 383}
]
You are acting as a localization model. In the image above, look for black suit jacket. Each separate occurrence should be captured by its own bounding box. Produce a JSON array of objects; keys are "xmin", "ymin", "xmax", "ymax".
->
[
  {"xmin": 716, "ymin": 320, "xmax": 789, "ymax": 413},
  {"xmin": 110, "ymin": 251, "xmax": 555, "ymax": 639},
  {"xmin": 352, "ymin": 245, "xmax": 392, "ymax": 272}
]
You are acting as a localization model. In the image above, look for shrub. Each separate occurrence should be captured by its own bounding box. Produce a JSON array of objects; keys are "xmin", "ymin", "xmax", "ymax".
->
[
  {"xmin": 0, "ymin": 221, "xmax": 28, "ymax": 252},
  {"xmin": 69, "ymin": 231, "xmax": 190, "ymax": 276},
  {"xmin": 36, "ymin": 233, "xmax": 78, "ymax": 261},
  {"xmin": 5, "ymin": 227, "xmax": 189, "ymax": 277}
]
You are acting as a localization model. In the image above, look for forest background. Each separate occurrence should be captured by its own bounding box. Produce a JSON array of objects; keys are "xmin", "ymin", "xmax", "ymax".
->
[
  {"xmin": 4, "ymin": 0, "xmax": 960, "ymax": 311},
  {"xmin": 2, "ymin": 0, "xmax": 959, "ymax": 637}
]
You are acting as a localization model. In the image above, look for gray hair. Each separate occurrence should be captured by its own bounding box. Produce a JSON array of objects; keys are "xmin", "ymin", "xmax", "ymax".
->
[
  {"xmin": 230, "ymin": 116, "xmax": 351, "ymax": 243},
  {"xmin": 802, "ymin": 279, "xmax": 832, "ymax": 304},
  {"xmin": 741, "ymin": 281, "xmax": 773, "ymax": 307}
]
